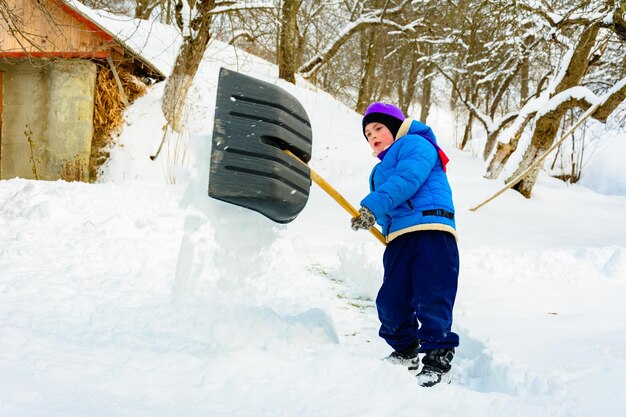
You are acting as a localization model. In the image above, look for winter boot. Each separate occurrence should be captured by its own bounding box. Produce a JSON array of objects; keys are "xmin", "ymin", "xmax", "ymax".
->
[
  {"xmin": 416, "ymin": 348, "xmax": 454, "ymax": 387},
  {"xmin": 383, "ymin": 340, "xmax": 420, "ymax": 373}
]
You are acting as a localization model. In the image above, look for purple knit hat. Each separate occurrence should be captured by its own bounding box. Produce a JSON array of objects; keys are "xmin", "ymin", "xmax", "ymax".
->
[{"xmin": 362, "ymin": 102, "xmax": 405, "ymax": 140}]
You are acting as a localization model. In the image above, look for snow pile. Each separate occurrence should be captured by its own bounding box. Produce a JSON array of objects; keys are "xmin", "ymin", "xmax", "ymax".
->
[
  {"xmin": 578, "ymin": 132, "xmax": 626, "ymax": 195},
  {"xmin": 2, "ymin": 30, "xmax": 626, "ymax": 417}
]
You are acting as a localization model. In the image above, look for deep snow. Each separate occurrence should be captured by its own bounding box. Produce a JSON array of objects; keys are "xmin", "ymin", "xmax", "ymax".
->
[{"xmin": 2, "ymin": 19, "xmax": 626, "ymax": 417}]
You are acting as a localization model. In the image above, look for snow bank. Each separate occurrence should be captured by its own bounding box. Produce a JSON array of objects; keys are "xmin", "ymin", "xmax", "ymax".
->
[{"xmin": 579, "ymin": 132, "xmax": 626, "ymax": 195}]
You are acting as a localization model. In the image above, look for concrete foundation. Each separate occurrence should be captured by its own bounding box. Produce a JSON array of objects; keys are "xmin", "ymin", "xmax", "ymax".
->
[{"xmin": 0, "ymin": 59, "xmax": 96, "ymax": 181}]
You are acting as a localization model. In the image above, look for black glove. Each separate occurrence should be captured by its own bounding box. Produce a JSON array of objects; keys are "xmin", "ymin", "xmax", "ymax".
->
[{"xmin": 351, "ymin": 206, "xmax": 376, "ymax": 231}]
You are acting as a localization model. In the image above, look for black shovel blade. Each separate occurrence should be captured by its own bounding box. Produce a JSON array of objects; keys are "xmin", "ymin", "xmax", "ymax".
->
[{"xmin": 209, "ymin": 68, "xmax": 313, "ymax": 223}]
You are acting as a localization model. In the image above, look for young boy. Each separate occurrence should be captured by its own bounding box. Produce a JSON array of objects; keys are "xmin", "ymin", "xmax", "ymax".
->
[{"xmin": 351, "ymin": 102, "xmax": 460, "ymax": 387}]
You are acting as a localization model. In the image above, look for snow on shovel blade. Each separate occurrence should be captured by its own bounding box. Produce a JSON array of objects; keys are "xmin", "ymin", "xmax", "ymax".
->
[{"xmin": 209, "ymin": 68, "xmax": 313, "ymax": 223}]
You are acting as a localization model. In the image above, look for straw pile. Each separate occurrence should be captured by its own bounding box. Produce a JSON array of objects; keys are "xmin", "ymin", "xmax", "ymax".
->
[
  {"xmin": 61, "ymin": 156, "xmax": 85, "ymax": 182},
  {"xmin": 90, "ymin": 65, "xmax": 147, "ymax": 180}
]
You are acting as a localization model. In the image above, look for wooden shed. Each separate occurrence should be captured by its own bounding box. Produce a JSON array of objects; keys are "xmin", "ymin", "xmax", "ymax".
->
[{"xmin": 0, "ymin": 0, "xmax": 166, "ymax": 181}]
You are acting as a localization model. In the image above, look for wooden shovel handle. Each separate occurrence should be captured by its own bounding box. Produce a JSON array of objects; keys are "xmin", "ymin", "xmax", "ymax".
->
[{"xmin": 285, "ymin": 150, "xmax": 387, "ymax": 246}]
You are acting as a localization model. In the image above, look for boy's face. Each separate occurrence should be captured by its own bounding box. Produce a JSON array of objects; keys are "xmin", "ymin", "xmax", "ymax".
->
[{"xmin": 364, "ymin": 122, "xmax": 394, "ymax": 155}]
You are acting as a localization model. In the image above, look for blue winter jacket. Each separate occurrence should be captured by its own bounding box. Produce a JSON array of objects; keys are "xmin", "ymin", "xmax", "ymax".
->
[{"xmin": 360, "ymin": 119, "xmax": 456, "ymax": 242}]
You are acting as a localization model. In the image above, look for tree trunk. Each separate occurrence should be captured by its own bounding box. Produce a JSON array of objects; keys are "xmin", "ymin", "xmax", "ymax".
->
[
  {"xmin": 356, "ymin": 28, "xmax": 380, "ymax": 114},
  {"xmin": 520, "ymin": 56, "xmax": 529, "ymax": 105},
  {"xmin": 510, "ymin": 105, "xmax": 570, "ymax": 197},
  {"xmin": 485, "ymin": 23, "xmax": 599, "ymax": 184},
  {"xmin": 398, "ymin": 49, "xmax": 421, "ymax": 116},
  {"xmin": 488, "ymin": 64, "xmax": 519, "ymax": 120},
  {"xmin": 419, "ymin": 63, "xmax": 433, "ymax": 123},
  {"xmin": 449, "ymin": 72, "xmax": 459, "ymax": 109},
  {"xmin": 482, "ymin": 113, "xmax": 518, "ymax": 160},
  {"xmin": 278, "ymin": 0, "xmax": 301, "ymax": 84},
  {"xmin": 459, "ymin": 111, "xmax": 473, "ymax": 150},
  {"xmin": 592, "ymin": 78, "xmax": 626, "ymax": 122},
  {"xmin": 458, "ymin": 86, "xmax": 476, "ymax": 149},
  {"xmin": 484, "ymin": 113, "xmax": 535, "ymax": 178},
  {"xmin": 511, "ymin": 76, "xmax": 626, "ymax": 196},
  {"xmin": 483, "ymin": 130, "xmax": 501, "ymax": 161},
  {"xmin": 509, "ymin": 24, "xmax": 600, "ymax": 197},
  {"xmin": 614, "ymin": 0, "xmax": 626, "ymax": 41},
  {"xmin": 162, "ymin": 0, "xmax": 216, "ymax": 132}
]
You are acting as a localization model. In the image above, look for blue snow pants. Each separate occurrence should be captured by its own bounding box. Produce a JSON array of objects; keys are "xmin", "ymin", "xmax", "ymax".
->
[{"xmin": 377, "ymin": 230, "xmax": 460, "ymax": 352}]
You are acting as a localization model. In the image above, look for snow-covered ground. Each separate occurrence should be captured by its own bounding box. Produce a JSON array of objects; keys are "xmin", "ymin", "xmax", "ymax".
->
[{"xmin": 2, "ymin": 36, "xmax": 626, "ymax": 416}]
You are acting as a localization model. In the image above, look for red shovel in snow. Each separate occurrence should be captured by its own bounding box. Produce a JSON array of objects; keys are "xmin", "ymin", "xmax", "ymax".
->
[{"xmin": 208, "ymin": 68, "xmax": 386, "ymax": 246}]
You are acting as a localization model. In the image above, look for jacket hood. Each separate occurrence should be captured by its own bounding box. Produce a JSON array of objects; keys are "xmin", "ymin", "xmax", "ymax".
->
[
  {"xmin": 396, "ymin": 119, "xmax": 438, "ymax": 143},
  {"xmin": 396, "ymin": 119, "xmax": 449, "ymax": 172}
]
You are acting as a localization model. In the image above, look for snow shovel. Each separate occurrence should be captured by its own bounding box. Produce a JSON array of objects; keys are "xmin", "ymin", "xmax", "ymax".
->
[{"xmin": 209, "ymin": 68, "xmax": 386, "ymax": 246}]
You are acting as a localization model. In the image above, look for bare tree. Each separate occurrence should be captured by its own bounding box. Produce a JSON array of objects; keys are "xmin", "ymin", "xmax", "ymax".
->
[
  {"xmin": 161, "ymin": 0, "xmax": 275, "ymax": 132},
  {"xmin": 298, "ymin": 1, "xmax": 411, "ymax": 80},
  {"xmin": 161, "ymin": 0, "xmax": 217, "ymax": 132},
  {"xmin": 483, "ymin": 1, "xmax": 626, "ymax": 197},
  {"xmin": 355, "ymin": 26, "xmax": 381, "ymax": 113}
]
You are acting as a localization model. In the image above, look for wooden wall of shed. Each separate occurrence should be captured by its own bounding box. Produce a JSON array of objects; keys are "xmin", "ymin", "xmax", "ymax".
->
[{"xmin": 0, "ymin": 0, "xmax": 112, "ymax": 55}]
